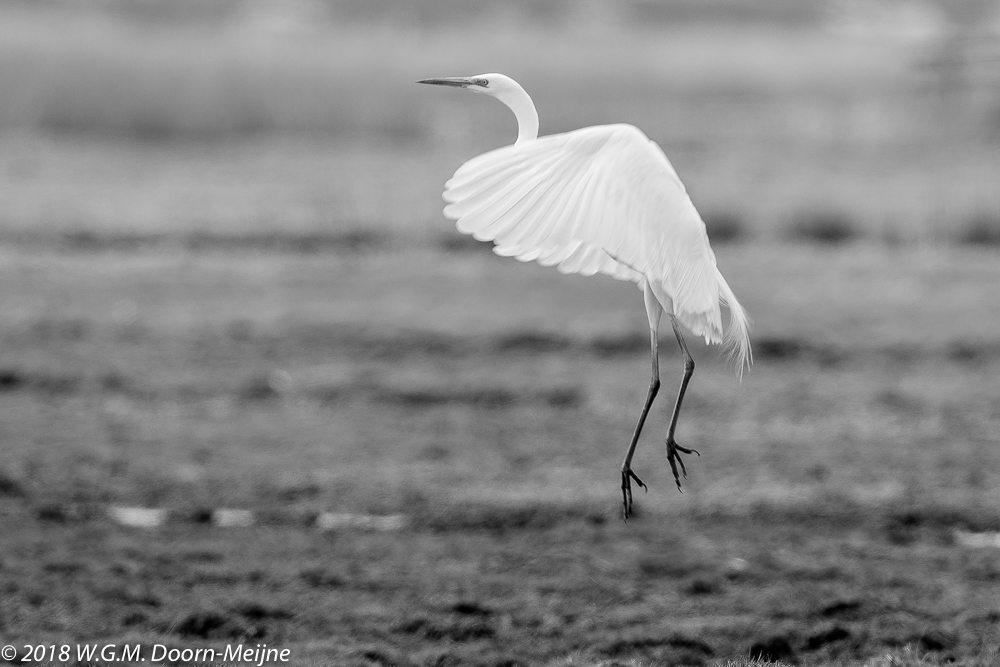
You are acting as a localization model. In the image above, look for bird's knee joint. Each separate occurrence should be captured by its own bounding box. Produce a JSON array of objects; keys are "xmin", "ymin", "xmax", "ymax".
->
[{"xmin": 684, "ymin": 359, "xmax": 695, "ymax": 373}]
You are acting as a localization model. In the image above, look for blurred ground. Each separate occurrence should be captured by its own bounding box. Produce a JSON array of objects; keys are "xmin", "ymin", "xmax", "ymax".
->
[{"xmin": 0, "ymin": 1, "xmax": 999, "ymax": 665}]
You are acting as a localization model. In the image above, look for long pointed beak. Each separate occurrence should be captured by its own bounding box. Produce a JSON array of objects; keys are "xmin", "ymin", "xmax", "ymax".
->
[{"xmin": 417, "ymin": 77, "xmax": 476, "ymax": 88}]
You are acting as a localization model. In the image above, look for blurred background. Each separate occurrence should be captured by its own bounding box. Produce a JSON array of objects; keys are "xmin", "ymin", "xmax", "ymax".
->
[{"xmin": 1, "ymin": 0, "xmax": 1000, "ymax": 665}]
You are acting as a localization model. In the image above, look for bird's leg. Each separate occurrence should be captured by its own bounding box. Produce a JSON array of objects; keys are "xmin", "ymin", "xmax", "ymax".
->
[
  {"xmin": 620, "ymin": 329, "xmax": 658, "ymax": 519},
  {"xmin": 620, "ymin": 283, "xmax": 662, "ymax": 520},
  {"xmin": 665, "ymin": 313, "xmax": 699, "ymax": 492}
]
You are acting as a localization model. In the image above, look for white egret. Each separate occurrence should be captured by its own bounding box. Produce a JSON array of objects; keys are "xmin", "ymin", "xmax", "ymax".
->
[{"xmin": 418, "ymin": 73, "xmax": 751, "ymax": 518}]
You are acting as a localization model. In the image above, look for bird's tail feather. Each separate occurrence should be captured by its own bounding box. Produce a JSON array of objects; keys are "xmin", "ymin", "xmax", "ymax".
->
[{"xmin": 715, "ymin": 267, "xmax": 752, "ymax": 379}]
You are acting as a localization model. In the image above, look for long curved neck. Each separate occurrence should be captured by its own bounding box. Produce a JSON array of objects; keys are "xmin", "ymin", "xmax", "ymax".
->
[{"xmin": 494, "ymin": 83, "xmax": 538, "ymax": 144}]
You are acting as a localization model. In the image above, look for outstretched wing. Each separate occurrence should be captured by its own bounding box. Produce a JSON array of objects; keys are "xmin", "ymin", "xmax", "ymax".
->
[{"xmin": 442, "ymin": 123, "xmax": 750, "ymax": 373}]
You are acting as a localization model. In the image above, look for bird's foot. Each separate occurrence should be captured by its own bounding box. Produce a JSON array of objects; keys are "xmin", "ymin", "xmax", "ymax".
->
[
  {"xmin": 665, "ymin": 438, "xmax": 700, "ymax": 492},
  {"xmin": 620, "ymin": 466, "xmax": 647, "ymax": 521}
]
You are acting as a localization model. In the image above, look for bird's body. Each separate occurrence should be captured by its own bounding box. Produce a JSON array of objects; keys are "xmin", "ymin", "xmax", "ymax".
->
[{"xmin": 419, "ymin": 73, "xmax": 751, "ymax": 518}]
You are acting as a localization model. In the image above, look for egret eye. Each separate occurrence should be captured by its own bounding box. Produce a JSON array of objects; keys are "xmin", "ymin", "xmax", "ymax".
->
[{"xmin": 477, "ymin": 79, "xmax": 489, "ymax": 87}]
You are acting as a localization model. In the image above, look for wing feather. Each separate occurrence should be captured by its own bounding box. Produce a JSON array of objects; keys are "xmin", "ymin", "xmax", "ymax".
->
[
  {"xmin": 446, "ymin": 151, "xmax": 566, "ymax": 220},
  {"xmin": 481, "ymin": 155, "xmax": 586, "ymax": 240},
  {"xmin": 494, "ymin": 154, "xmax": 593, "ymax": 249},
  {"xmin": 443, "ymin": 139, "xmax": 554, "ymax": 199},
  {"xmin": 442, "ymin": 123, "xmax": 750, "ymax": 373}
]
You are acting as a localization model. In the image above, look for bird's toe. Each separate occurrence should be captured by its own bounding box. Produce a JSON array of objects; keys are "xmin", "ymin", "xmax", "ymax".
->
[
  {"xmin": 620, "ymin": 467, "xmax": 646, "ymax": 520},
  {"xmin": 666, "ymin": 439, "xmax": 699, "ymax": 492}
]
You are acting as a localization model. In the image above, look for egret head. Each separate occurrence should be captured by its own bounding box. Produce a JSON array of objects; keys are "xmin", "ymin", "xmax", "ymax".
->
[
  {"xmin": 416, "ymin": 73, "xmax": 519, "ymax": 98},
  {"xmin": 417, "ymin": 73, "xmax": 538, "ymax": 144}
]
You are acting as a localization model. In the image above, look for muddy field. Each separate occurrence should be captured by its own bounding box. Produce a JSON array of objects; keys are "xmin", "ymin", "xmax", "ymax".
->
[{"xmin": 1, "ymin": 240, "xmax": 999, "ymax": 666}]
